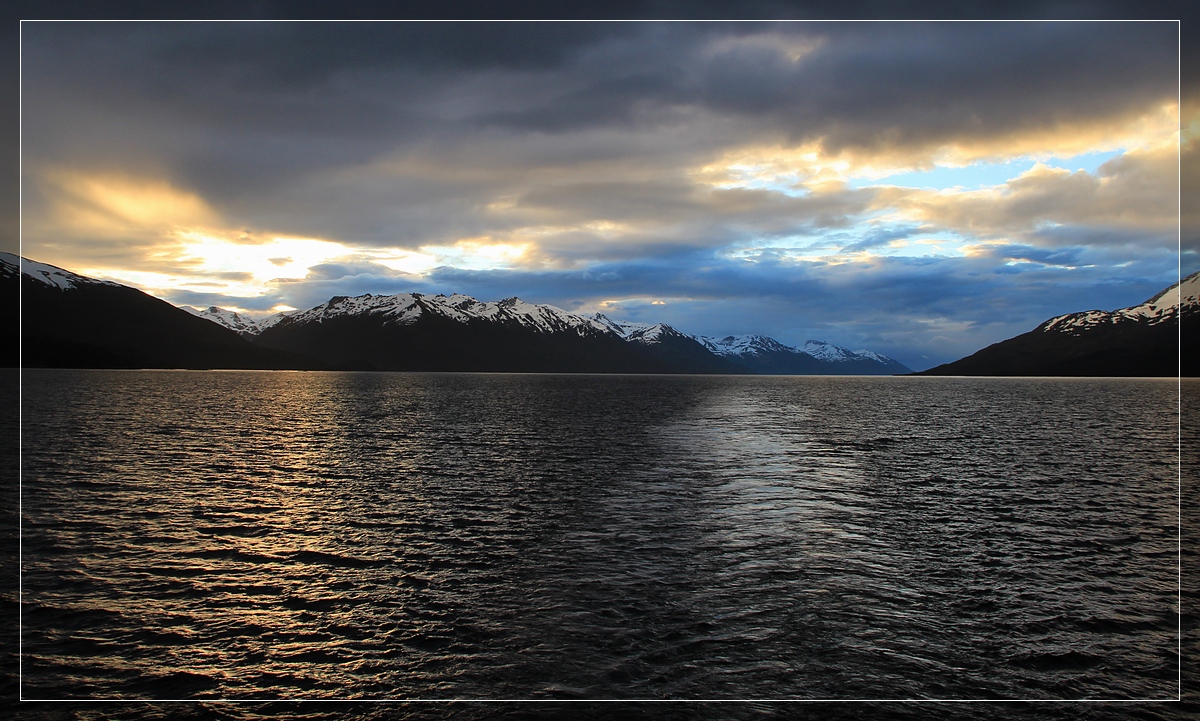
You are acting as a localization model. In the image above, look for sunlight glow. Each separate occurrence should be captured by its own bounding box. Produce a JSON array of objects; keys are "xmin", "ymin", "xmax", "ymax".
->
[
  {"xmin": 82, "ymin": 267, "xmax": 238, "ymax": 296},
  {"xmin": 420, "ymin": 238, "xmax": 533, "ymax": 270},
  {"xmin": 44, "ymin": 171, "xmax": 216, "ymax": 237},
  {"xmin": 364, "ymin": 249, "xmax": 439, "ymax": 275},
  {"xmin": 176, "ymin": 231, "xmax": 352, "ymax": 286}
]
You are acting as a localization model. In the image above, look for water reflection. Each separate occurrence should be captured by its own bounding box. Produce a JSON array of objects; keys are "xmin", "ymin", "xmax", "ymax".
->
[{"xmin": 19, "ymin": 371, "xmax": 1179, "ymax": 700}]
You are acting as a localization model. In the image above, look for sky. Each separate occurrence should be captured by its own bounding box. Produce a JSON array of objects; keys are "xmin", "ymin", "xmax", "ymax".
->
[{"xmin": 17, "ymin": 20, "xmax": 1185, "ymax": 370}]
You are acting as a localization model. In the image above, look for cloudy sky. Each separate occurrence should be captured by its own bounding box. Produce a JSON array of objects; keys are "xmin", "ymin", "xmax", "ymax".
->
[{"xmin": 18, "ymin": 20, "xmax": 1183, "ymax": 369}]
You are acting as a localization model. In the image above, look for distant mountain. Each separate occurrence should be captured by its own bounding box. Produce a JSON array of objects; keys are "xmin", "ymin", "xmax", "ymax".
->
[
  {"xmin": 587, "ymin": 315, "xmax": 908, "ymax": 374},
  {"xmin": 589, "ymin": 314, "xmax": 750, "ymax": 374},
  {"xmin": 919, "ymin": 272, "xmax": 1199, "ymax": 377},
  {"xmin": 180, "ymin": 305, "xmax": 293, "ymax": 337},
  {"xmin": 695, "ymin": 334, "xmax": 912, "ymax": 375},
  {"xmin": 4, "ymin": 253, "xmax": 321, "ymax": 370}
]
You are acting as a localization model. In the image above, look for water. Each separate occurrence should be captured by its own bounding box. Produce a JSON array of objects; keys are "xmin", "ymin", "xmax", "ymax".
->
[{"xmin": 13, "ymin": 371, "xmax": 1183, "ymax": 708}]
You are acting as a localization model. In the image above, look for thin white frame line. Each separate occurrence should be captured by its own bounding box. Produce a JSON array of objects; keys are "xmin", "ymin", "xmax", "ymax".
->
[
  {"xmin": 12, "ymin": 19, "xmax": 1187, "ymax": 22},
  {"xmin": 14, "ymin": 17, "xmax": 1187, "ymax": 705},
  {"xmin": 1176, "ymin": 20, "xmax": 1183, "ymax": 703},
  {"xmin": 17, "ymin": 17, "xmax": 24, "ymax": 704},
  {"xmin": 12, "ymin": 697, "xmax": 1190, "ymax": 703}
]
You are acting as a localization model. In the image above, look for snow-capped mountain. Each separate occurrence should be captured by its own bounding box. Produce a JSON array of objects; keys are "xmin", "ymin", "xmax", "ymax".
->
[
  {"xmin": 181, "ymin": 306, "xmax": 295, "ymax": 336},
  {"xmin": 590, "ymin": 313, "xmax": 693, "ymax": 344},
  {"xmin": 588, "ymin": 316, "xmax": 909, "ymax": 374},
  {"xmin": 800, "ymin": 339, "xmax": 896, "ymax": 365},
  {"xmin": 1041, "ymin": 272, "xmax": 1200, "ymax": 334},
  {"xmin": 278, "ymin": 292, "xmax": 614, "ymax": 338},
  {"xmin": 694, "ymin": 333, "xmax": 911, "ymax": 375},
  {"xmin": 1, "ymin": 252, "xmax": 121, "ymax": 290},
  {"xmin": 591, "ymin": 312, "xmax": 655, "ymax": 339},
  {"xmin": 695, "ymin": 334, "xmax": 796, "ymax": 356},
  {"xmin": 251, "ymin": 291, "xmax": 701, "ymax": 373},
  {"xmin": 921, "ymin": 271, "xmax": 1199, "ymax": 377},
  {"xmin": 585, "ymin": 313, "xmax": 745, "ymax": 373},
  {"xmin": 181, "ymin": 306, "xmax": 264, "ymax": 336}
]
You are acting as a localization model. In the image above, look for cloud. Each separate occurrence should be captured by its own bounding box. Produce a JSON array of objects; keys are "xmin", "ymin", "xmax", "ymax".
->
[
  {"xmin": 703, "ymin": 23, "xmax": 1177, "ymax": 156},
  {"xmin": 839, "ymin": 223, "xmax": 925, "ymax": 252},
  {"xmin": 880, "ymin": 142, "xmax": 1178, "ymax": 247},
  {"xmin": 963, "ymin": 243, "xmax": 1085, "ymax": 268},
  {"xmin": 24, "ymin": 170, "xmax": 216, "ymax": 254},
  {"xmin": 21, "ymin": 22, "xmax": 1178, "ymax": 247}
]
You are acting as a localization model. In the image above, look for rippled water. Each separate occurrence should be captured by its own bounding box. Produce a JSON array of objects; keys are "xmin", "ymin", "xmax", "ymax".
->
[{"xmin": 17, "ymin": 371, "xmax": 1181, "ymax": 705}]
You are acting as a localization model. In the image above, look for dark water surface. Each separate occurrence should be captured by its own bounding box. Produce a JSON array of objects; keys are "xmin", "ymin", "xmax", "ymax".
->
[{"xmin": 16, "ymin": 371, "xmax": 1182, "ymax": 707}]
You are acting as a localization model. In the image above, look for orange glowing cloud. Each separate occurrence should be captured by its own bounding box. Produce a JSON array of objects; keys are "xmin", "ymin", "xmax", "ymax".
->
[
  {"xmin": 694, "ymin": 102, "xmax": 1179, "ymax": 191},
  {"xmin": 39, "ymin": 170, "xmax": 217, "ymax": 239}
]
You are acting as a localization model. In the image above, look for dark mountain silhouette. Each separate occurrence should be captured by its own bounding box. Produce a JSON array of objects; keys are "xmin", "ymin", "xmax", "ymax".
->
[
  {"xmin": 918, "ymin": 272, "xmax": 1198, "ymax": 377},
  {"xmin": 5, "ymin": 254, "xmax": 322, "ymax": 370}
]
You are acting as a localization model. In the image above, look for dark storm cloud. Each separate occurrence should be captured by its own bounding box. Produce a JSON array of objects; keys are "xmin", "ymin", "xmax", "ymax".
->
[
  {"xmin": 25, "ymin": 21, "xmax": 623, "ymax": 93},
  {"xmin": 4, "ymin": 2, "xmax": 1198, "ymax": 263},
  {"xmin": 695, "ymin": 22, "xmax": 1177, "ymax": 152},
  {"xmin": 21, "ymin": 21, "xmax": 1178, "ymax": 252}
]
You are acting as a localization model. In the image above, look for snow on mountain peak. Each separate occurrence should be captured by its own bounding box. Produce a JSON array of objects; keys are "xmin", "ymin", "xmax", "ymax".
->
[
  {"xmin": 1144, "ymin": 271, "xmax": 1200, "ymax": 309},
  {"xmin": 587, "ymin": 314, "xmax": 680, "ymax": 343},
  {"xmin": 273, "ymin": 291, "xmax": 612, "ymax": 337},
  {"xmin": 691, "ymin": 332, "xmax": 903, "ymax": 368},
  {"xmin": 801, "ymin": 339, "xmax": 858, "ymax": 362},
  {"xmin": 2, "ymin": 252, "xmax": 120, "ymax": 290},
  {"xmin": 1041, "ymin": 271, "xmax": 1200, "ymax": 334},
  {"xmin": 284, "ymin": 293, "xmax": 423, "ymax": 326},
  {"xmin": 696, "ymin": 334, "xmax": 797, "ymax": 356},
  {"xmin": 182, "ymin": 305, "xmax": 272, "ymax": 335},
  {"xmin": 852, "ymin": 349, "xmax": 890, "ymax": 363}
]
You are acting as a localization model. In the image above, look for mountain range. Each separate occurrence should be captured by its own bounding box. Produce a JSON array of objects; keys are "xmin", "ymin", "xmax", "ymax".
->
[
  {"xmin": 5, "ymin": 254, "xmax": 909, "ymax": 374},
  {"xmin": 8, "ymin": 252, "xmax": 1194, "ymax": 376}
]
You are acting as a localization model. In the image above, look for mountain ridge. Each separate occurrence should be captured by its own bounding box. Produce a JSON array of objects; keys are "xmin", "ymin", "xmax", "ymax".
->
[
  {"xmin": 5, "ymin": 253, "xmax": 323, "ymax": 370},
  {"xmin": 918, "ymin": 272, "xmax": 1199, "ymax": 377}
]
